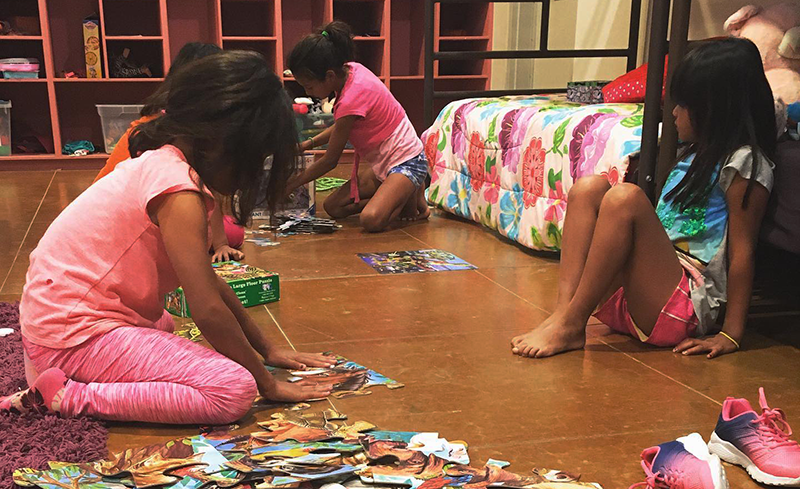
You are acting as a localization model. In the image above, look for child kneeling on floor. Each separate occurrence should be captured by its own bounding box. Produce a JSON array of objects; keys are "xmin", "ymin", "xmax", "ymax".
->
[
  {"xmin": 285, "ymin": 21, "xmax": 429, "ymax": 232},
  {"xmin": 512, "ymin": 38, "xmax": 777, "ymax": 360},
  {"xmin": 0, "ymin": 51, "xmax": 335, "ymax": 425}
]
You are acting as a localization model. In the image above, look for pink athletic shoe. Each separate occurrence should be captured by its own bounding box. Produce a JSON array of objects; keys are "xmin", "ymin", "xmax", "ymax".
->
[
  {"xmin": 708, "ymin": 387, "xmax": 800, "ymax": 486},
  {"xmin": 629, "ymin": 433, "xmax": 728, "ymax": 489}
]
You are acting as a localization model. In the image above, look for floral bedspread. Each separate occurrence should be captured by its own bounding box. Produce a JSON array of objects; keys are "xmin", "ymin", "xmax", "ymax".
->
[{"xmin": 422, "ymin": 95, "xmax": 644, "ymax": 251}]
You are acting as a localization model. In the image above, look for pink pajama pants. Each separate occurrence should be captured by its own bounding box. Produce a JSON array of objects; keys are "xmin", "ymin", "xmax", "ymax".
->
[{"xmin": 23, "ymin": 312, "xmax": 257, "ymax": 425}]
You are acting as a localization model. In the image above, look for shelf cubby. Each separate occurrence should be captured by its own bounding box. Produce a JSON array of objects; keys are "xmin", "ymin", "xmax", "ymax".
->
[
  {"xmin": 222, "ymin": 39, "xmax": 277, "ymax": 72},
  {"xmin": 354, "ymin": 39, "xmax": 384, "ymax": 77},
  {"xmin": 0, "ymin": 40, "xmax": 47, "ymax": 78},
  {"xmin": 220, "ymin": 0, "xmax": 276, "ymax": 37},
  {"xmin": 54, "ymin": 81, "xmax": 155, "ymax": 151},
  {"xmin": 390, "ymin": 0, "xmax": 424, "ymax": 77},
  {"xmin": 101, "ymin": 0, "xmax": 162, "ymax": 37},
  {"xmin": 46, "ymin": 0, "xmax": 101, "ymax": 77},
  {"xmin": 1, "ymin": 0, "xmax": 43, "ymax": 36},
  {"xmin": 281, "ymin": 0, "xmax": 327, "ymax": 61},
  {"xmin": 106, "ymin": 40, "xmax": 165, "ymax": 78},
  {"xmin": 333, "ymin": 0, "xmax": 384, "ymax": 37},
  {"xmin": 440, "ymin": 2, "xmax": 490, "ymax": 37},
  {"xmin": 166, "ymin": 0, "xmax": 219, "ymax": 59},
  {"xmin": 0, "ymin": 82, "xmax": 54, "ymax": 154}
]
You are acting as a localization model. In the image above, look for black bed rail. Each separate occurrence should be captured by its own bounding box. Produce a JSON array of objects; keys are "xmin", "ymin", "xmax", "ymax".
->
[{"xmin": 423, "ymin": 0, "xmax": 643, "ymax": 128}]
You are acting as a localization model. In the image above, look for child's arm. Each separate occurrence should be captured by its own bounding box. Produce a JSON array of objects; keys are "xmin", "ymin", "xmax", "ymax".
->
[
  {"xmin": 209, "ymin": 194, "xmax": 243, "ymax": 263},
  {"xmin": 299, "ymin": 125, "xmax": 334, "ymax": 152},
  {"xmin": 675, "ymin": 173, "xmax": 770, "ymax": 358},
  {"xmin": 286, "ymin": 116, "xmax": 356, "ymax": 192},
  {"xmin": 213, "ymin": 274, "xmax": 336, "ymax": 370},
  {"xmin": 154, "ymin": 191, "xmax": 331, "ymax": 401}
]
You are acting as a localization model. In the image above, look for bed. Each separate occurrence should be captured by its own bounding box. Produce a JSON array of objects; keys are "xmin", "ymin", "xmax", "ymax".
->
[
  {"xmin": 422, "ymin": 95, "xmax": 644, "ymax": 250},
  {"xmin": 422, "ymin": 0, "xmax": 692, "ymax": 252}
]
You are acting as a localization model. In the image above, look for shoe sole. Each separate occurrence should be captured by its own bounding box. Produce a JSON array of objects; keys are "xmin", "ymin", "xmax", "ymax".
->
[
  {"xmin": 709, "ymin": 432, "xmax": 800, "ymax": 487},
  {"xmin": 678, "ymin": 433, "xmax": 729, "ymax": 489}
]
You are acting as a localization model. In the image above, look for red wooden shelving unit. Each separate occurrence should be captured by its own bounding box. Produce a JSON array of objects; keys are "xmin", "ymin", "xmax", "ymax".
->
[{"xmin": 0, "ymin": 0, "xmax": 492, "ymax": 168}]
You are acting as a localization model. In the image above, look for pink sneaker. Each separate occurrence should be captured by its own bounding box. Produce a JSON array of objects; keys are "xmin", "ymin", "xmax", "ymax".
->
[
  {"xmin": 630, "ymin": 433, "xmax": 728, "ymax": 489},
  {"xmin": 708, "ymin": 387, "xmax": 800, "ymax": 486}
]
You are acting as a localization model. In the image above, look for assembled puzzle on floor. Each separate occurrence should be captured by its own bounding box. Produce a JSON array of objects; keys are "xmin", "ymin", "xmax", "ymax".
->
[{"xmin": 358, "ymin": 250, "xmax": 477, "ymax": 275}]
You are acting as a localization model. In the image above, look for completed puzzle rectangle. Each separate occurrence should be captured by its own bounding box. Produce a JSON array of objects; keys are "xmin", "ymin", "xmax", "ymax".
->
[{"xmin": 358, "ymin": 250, "xmax": 477, "ymax": 274}]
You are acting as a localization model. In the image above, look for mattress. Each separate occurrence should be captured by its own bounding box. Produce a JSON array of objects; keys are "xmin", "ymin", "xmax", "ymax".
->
[{"xmin": 423, "ymin": 95, "xmax": 645, "ymax": 251}]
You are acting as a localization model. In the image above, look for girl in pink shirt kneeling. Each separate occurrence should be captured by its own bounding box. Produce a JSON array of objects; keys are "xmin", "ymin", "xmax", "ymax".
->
[
  {"xmin": 286, "ymin": 21, "xmax": 429, "ymax": 232},
  {"xmin": 0, "ymin": 51, "xmax": 335, "ymax": 425}
]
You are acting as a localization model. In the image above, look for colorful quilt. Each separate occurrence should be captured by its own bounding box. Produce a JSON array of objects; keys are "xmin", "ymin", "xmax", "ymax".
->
[{"xmin": 422, "ymin": 95, "xmax": 644, "ymax": 251}]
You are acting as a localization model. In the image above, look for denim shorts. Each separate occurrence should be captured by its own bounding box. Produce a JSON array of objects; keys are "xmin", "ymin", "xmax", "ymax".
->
[{"xmin": 387, "ymin": 153, "xmax": 428, "ymax": 188}]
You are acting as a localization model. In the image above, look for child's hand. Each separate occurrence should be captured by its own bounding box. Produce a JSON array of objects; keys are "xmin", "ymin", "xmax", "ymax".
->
[
  {"xmin": 673, "ymin": 334, "xmax": 739, "ymax": 359},
  {"xmin": 265, "ymin": 349, "xmax": 337, "ymax": 370},
  {"xmin": 262, "ymin": 380, "xmax": 332, "ymax": 402},
  {"xmin": 212, "ymin": 245, "xmax": 244, "ymax": 263},
  {"xmin": 299, "ymin": 139, "xmax": 314, "ymax": 152}
]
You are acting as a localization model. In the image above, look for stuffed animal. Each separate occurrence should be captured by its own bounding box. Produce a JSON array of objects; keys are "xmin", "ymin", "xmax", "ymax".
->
[{"xmin": 725, "ymin": 2, "xmax": 800, "ymax": 106}]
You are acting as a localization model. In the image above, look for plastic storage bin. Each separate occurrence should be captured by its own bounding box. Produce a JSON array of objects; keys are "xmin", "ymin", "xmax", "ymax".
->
[
  {"xmin": 96, "ymin": 104, "xmax": 144, "ymax": 154},
  {"xmin": 0, "ymin": 101, "xmax": 11, "ymax": 156},
  {"xmin": 295, "ymin": 112, "xmax": 352, "ymax": 149}
]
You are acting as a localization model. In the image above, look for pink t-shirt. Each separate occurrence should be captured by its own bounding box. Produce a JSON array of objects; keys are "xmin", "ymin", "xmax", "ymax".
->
[
  {"xmin": 334, "ymin": 62, "xmax": 423, "ymax": 180},
  {"xmin": 20, "ymin": 145, "xmax": 215, "ymax": 349}
]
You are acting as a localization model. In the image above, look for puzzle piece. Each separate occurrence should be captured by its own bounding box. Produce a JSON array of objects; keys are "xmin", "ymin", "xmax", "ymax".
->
[
  {"xmin": 13, "ymin": 465, "xmax": 129, "ymax": 489},
  {"xmin": 254, "ymin": 419, "xmax": 375, "ymax": 444},
  {"xmin": 286, "ymin": 356, "xmax": 403, "ymax": 398},
  {"xmin": 87, "ymin": 437, "xmax": 207, "ymax": 488},
  {"xmin": 174, "ymin": 322, "xmax": 204, "ymax": 342},
  {"xmin": 271, "ymin": 407, "xmax": 348, "ymax": 430}
]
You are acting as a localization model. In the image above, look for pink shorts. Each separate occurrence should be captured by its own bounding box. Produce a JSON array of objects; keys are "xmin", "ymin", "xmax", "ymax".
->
[{"xmin": 593, "ymin": 269, "xmax": 698, "ymax": 347}]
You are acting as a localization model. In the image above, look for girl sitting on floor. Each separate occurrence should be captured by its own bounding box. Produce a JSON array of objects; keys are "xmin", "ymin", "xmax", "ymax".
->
[
  {"xmin": 285, "ymin": 21, "xmax": 429, "ymax": 232},
  {"xmin": 0, "ymin": 51, "xmax": 335, "ymax": 425},
  {"xmin": 512, "ymin": 38, "xmax": 776, "ymax": 360},
  {"xmin": 94, "ymin": 42, "xmax": 244, "ymax": 263}
]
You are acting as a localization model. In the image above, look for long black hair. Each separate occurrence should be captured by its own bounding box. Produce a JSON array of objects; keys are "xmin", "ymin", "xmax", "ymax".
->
[
  {"xmin": 141, "ymin": 42, "xmax": 222, "ymax": 116},
  {"xmin": 129, "ymin": 50, "xmax": 297, "ymax": 224},
  {"xmin": 666, "ymin": 37, "xmax": 776, "ymax": 209},
  {"xmin": 287, "ymin": 21, "xmax": 355, "ymax": 80}
]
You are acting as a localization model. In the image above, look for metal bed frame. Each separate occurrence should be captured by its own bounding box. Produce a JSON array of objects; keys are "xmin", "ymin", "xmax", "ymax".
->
[{"xmin": 423, "ymin": 0, "xmax": 692, "ymax": 201}]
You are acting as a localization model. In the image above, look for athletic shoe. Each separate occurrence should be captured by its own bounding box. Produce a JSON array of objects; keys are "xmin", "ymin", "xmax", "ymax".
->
[
  {"xmin": 629, "ymin": 433, "xmax": 728, "ymax": 488},
  {"xmin": 708, "ymin": 387, "xmax": 800, "ymax": 486}
]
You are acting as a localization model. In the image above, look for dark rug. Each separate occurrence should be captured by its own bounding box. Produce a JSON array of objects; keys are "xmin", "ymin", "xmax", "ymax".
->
[{"xmin": 0, "ymin": 302, "xmax": 108, "ymax": 489}]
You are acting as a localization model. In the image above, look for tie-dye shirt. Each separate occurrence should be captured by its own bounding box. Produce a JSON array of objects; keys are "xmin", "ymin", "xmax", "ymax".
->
[{"xmin": 655, "ymin": 146, "xmax": 774, "ymax": 334}]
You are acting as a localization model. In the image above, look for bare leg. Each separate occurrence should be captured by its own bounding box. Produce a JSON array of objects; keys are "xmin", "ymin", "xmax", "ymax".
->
[
  {"xmin": 513, "ymin": 183, "xmax": 683, "ymax": 358},
  {"xmin": 323, "ymin": 167, "xmax": 381, "ymax": 219},
  {"xmin": 359, "ymin": 173, "xmax": 417, "ymax": 232},
  {"xmin": 512, "ymin": 176, "xmax": 611, "ymax": 349}
]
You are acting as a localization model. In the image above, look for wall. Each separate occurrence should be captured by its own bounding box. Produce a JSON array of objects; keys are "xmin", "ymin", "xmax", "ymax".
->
[{"xmin": 491, "ymin": 0, "xmax": 750, "ymax": 90}]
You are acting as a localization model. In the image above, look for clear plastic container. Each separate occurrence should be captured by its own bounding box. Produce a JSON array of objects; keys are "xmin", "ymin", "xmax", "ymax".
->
[
  {"xmin": 0, "ymin": 101, "xmax": 11, "ymax": 156},
  {"xmin": 96, "ymin": 104, "xmax": 144, "ymax": 154}
]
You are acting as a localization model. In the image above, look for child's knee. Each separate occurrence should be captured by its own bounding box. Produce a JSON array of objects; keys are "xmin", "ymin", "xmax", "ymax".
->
[
  {"xmin": 360, "ymin": 208, "xmax": 389, "ymax": 232},
  {"xmin": 201, "ymin": 363, "xmax": 257, "ymax": 424},
  {"xmin": 569, "ymin": 175, "xmax": 612, "ymax": 202},
  {"xmin": 601, "ymin": 183, "xmax": 648, "ymax": 214}
]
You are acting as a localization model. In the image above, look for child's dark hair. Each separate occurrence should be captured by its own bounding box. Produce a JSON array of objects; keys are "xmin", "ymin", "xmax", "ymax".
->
[
  {"xmin": 141, "ymin": 42, "xmax": 222, "ymax": 116},
  {"xmin": 129, "ymin": 50, "xmax": 297, "ymax": 224},
  {"xmin": 666, "ymin": 37, "xmax": 776, "ymax": 209},
  {"xmin": 287, "ymin": 21, "xmax": 355, "ymax": 80}
]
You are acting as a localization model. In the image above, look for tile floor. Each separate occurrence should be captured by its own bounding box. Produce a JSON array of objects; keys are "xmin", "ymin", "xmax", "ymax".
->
[{"xmin": 2, "ymin": 168, "xmax": 799, "ymax": 488}]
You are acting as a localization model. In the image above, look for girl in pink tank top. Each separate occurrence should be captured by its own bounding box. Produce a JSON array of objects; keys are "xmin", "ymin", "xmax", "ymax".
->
[
  {"xmin": 286, "ymin": 21, "xmax": 429, "ymax": 232},
  {"xmin": 2, "ymin": 51, "xmax": 336, "ymax": 425}
]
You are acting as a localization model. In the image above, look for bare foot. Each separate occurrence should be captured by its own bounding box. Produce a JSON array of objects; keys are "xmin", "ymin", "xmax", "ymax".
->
[
  {"xmin": 511, "ymin": 313, "xmax": 586, "ymax": 358},
  {"xmin": 399, "ymin": 187, "xmax": 430, "ymax": 221}
]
